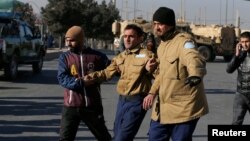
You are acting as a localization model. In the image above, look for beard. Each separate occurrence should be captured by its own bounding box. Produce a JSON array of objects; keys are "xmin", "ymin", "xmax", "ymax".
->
[
  {"xmin": 69, "ymin": 46, "xmax": 82, "ymax": 53},
  {"xmin": 154, "ymin": 30, "xmax": 164, "ymax": 38},
  {"xmin": 154, "ymin": 27, "xmax": 176, "ymax": 41}
]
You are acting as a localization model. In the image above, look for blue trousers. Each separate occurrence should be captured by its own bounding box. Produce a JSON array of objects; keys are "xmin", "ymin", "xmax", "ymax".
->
[
  {"xmin": 148, "ymin": 118, "xmax": 199, "ymax": 141},
  {"xmin": 113, "ymin": 95, "xmax": 147, "ymax": 141}
]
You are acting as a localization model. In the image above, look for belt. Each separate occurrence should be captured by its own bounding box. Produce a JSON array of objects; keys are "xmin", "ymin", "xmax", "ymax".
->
[{"xmin": 119, "ymin": 94, "xmax": 146, "ymax": 102}]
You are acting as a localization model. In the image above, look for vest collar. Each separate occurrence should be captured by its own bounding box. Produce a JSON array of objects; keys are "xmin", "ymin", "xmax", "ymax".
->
[
  {"xmin": 125, "ymin": 45, "xmax": 141, "ymax": 55},
  {"xmin": 161, "ymin": 28, "xmax": 179, "ymax": 42}
]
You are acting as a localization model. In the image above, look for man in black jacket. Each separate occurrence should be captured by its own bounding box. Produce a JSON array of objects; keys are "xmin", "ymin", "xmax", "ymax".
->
[{"xmin": 226, "ymin": 31, "xmax": 250, "ymax": 125}]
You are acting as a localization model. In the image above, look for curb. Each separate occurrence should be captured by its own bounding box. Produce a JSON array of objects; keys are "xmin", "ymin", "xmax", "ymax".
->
[
  {"xmin": 43, "ymin": 48, "xmax": 115, "ymax": 61},
  {"xmin": 44, "ymin": 48, "xmax": 67, "ymax": 61}
]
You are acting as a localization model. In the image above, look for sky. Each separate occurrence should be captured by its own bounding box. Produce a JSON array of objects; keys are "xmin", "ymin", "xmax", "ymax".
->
[{"xmin": 19, "ymin": 0, "xmax": 250, "ymax": 29}]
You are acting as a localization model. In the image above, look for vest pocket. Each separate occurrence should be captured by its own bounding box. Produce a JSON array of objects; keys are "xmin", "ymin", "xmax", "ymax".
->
[
  {"xmin": 163, "ymin": 56, "xmax": 179, "ymax": 79},
  {"xmin": 170, "ymin": 91, "xmax": 193, "ymax": 102},
  {"xmin": 116, "ymin": 58, "xmax": 125, "ymax": 73},
  {"xmin": 131, "ymin": 59, "xmax": 146, "ymax": 74}
]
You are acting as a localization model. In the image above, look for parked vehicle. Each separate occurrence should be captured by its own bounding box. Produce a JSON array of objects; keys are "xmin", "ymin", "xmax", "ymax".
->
[
  {"xmin": 0, "ymin": 12, "xmax": 46, "ymax": 80},
  {"xmin": 112, "ymin": 19, "xmax": 239, "ymax": 62},
  {"xmin": 177, "ymin": 22, "xmax": 238, "ymax": 62}
]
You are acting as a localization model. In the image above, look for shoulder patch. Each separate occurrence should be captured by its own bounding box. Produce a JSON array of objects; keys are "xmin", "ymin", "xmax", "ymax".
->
[{"xmin": 184, "ymin": 41, "xmax": 195, "ymax": 49}]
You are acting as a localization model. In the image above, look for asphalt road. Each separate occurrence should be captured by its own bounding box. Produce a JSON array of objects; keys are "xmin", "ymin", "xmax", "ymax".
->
[{"xmin": 0, "ymin": 49, "xmax": 250, "ymax": 141}]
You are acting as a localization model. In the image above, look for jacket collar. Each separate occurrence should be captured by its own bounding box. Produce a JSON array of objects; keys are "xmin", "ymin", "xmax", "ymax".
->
[
  {"xmin": 161, "ymin": 27, "xmax": 179, "ymax": 42},
  {"xmin": 125, "ymin": 45, "xmax": 141, "ymax": 55}
]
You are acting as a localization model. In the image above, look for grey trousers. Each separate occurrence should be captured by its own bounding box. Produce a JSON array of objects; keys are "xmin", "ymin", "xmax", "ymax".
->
[{"xmin": 232, "ymin": 93, "xmax": 250, "ymax": 125}]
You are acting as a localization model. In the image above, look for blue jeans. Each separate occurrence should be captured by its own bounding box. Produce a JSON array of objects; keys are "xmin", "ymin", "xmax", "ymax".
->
[
  {"xmin": 148, "ymin": 118, "xmax": 199, "ymax": 141},
  {"xmin": 113, "ymin": 95, "xmax": 147, "ymax": 141}
]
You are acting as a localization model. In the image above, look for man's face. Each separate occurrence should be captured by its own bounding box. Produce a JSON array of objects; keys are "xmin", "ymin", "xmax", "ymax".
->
[
  {"xmin": 240, "ymin": 37, "xmax": 250, "ymax": 51},
  {"xmin": 153, "ymin": 21, "xmax": 171, "ymax": 37},
  {"xmin": 65, "ymin": 37, "xmax": 79, "ymax": 48},
  {"xmin": 147, "ymin": 41, "xmax": 154, "ymax": 51},
  {"xmin": 123, "ymin": 29, "xmax": 141, "ymax": 49}
]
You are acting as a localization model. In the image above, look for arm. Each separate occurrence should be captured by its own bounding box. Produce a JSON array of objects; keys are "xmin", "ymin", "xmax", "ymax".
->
[
  {"xmin": 143, "ymin": 52, "xmax": 159, "ymax": 110},
  {"xmin": 227, "ymin": 43, "xmax": 246, "ymax": 73},
  {"xmin": 143, "ymin": 69, "xmax": 160, "ymax": 110},
  {"xmin": 226, "ymin": 55, "xmax": 245, "ymax": 73},
  {"xmin": 57, "ymin": 53, "xmax": 85, "ymax": 91},
  {"xmin": 87, "ymin": 57, "xmax": 119, "ymax": 82},
  {"xmin": 180, "ymin": 41, "xmax": 206, "ymax": 87},
  {"xmin": 181, "ymin": 42, "xmax": 207, "ymax": 78}
]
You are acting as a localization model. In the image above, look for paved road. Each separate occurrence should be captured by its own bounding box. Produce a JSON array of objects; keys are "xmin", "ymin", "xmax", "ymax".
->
[{"xmin": 1, "ymin": 49, "xmax": 250, "ymax": 141}]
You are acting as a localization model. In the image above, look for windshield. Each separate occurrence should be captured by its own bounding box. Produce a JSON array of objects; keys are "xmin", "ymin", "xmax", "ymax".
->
[{"xmin": 0, "ymin": 22, "xmax": 19, "ymax": 38}]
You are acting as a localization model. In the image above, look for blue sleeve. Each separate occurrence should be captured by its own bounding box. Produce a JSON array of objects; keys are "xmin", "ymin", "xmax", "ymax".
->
[{"xmin": 57, "ymin": 52, "xmax": 84, "ymax": 91}]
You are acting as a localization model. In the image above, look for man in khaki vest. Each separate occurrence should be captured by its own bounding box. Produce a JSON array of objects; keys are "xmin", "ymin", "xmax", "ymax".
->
[
  {"xmin": 143, "ymin": 7, "xmax": 209, "ymax": 141},
  {"xmin": 86, "ymin": 24, "xmax": 157, "ymax": 141}
]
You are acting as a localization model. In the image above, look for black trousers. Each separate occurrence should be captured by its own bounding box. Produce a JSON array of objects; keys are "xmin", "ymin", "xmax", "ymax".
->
[{"xmin": 59, "ymin": 106, "xmax": 111, "ymax": 141}]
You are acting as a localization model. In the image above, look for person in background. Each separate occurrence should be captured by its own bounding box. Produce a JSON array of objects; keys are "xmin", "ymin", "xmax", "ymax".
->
[
  {"xmin": 143, "ymin": 32, "xmax": 157, "ymax": 54},
  {"xmin": 57, "ymin": 26, "xmax": 111, "ymax": 141},
  {"xmin": 47, "ymin": 33, "xmax": 54, "ymax": 48},
  {"xmin": 143, "ymin": 7, "xmax": 208, "ymax": 141},
  {"xmin": 86, "ymin": 24, "xmax": 157, "ymax": 141},
  {"xmin": 226, "ymin": 31, "xmax": 250, "ymax": 125},
  {"xmin": 118, "ymin": 35, "xmax": 125, "ymax": 54}
]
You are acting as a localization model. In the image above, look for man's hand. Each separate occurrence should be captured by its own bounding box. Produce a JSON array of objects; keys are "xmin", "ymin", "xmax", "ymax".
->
[
  {"xmin": 145, "ymin": 58, "xmax": 157, "ymax": 72},
  {"xmin": 143, "ymin": 94, "xmax": 156, "ymax": 110},
  {"xmin": 235, "ymin": 43, "xmax": 242, "ymax": 57},
  {"xmin": 82, "ymin": 75, "xmax": 95, "ymax": 86},
  {"xmin": 185, "ymin": 76, "xmax": 201, "ymax": 87}
]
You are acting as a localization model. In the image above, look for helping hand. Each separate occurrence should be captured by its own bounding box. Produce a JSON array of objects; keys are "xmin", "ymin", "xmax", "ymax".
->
[
  {"xmin": 82, "ymin": 75, "xmax": 95, "ymax": 86},
  {"xmin": 143, "ymin": 94, "xmax": 156, "ymax": 110},
  {"xmin": 145, "ymin": 58, "xmax": 157, "ymax": 72}
]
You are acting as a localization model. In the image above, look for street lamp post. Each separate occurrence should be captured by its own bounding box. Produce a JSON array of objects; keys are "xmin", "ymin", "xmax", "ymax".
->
[
  {"xmin": 27, "ymin": 1, "xmax": 45, "ymax": 41},
  {"xmin": 225, "ymin": 0, "xmax": 228, "ymax": 25}
]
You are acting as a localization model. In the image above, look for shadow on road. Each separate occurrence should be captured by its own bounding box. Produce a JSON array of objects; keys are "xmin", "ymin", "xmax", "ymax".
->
[
  {"xmin": 0, "ymin": 96, "xmax": 98, "ymax": 141},
  {"xmin": 0, "ymin": 69, "xmax": 58, "ymax": 85},
  {"xmin": 205, "ymin": 89, "xmax": 235, "ymax": 94}
]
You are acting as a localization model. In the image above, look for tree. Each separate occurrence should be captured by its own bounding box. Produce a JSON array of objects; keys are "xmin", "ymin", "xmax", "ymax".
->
[
  {"xmin": 0, "ymin": 0, "xmax": 36, "ymax": 27},
  {"xmin": 41, "ymin": 0, "xmax": 83, "ymax": 35},
  {"xmin": 41, "ymin": 0, "xmax": 120, "ymax": 40},
  {"xmin": 15, "ymin": 2, "xmax": 36, "ymax": 27},
  {"xmin": 96, "ymin": 0, "xmax": 120, "ymax": 40}
]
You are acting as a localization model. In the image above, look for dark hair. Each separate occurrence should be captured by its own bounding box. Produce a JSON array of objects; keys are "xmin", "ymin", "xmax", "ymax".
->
[
  {"xmin": 145, "ymin": 32, "xmax": 157, "ymax": 53},
  {"xmin": 240, "ymin": 31, "xmax": 250, "ymax": 39},
  {"xmin": 124, "ymin": 24, "xmax": 143, "ymax": 37}
]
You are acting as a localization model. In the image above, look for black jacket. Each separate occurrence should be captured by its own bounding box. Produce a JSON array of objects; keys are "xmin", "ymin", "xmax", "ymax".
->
[{"xmin": 226, "ymin": 51, "xmax": 250, "ymax": 94}]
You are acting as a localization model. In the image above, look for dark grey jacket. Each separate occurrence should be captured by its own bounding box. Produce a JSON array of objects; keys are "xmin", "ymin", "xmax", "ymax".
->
[{"xmin": 227, "ymin": 51, "xmax": 250, "ymax": 94}]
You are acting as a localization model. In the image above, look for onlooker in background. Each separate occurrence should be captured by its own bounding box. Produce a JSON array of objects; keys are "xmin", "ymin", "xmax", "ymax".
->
[
  {"xmin": 47, "ymin": 33, "xmax": 54, "ymax": 48},
  {"xmin": 118, "ymin": 35, "xmax": 125, "ymax": 53},
  {"xmin": 57, "ymin": 26, "xmax": 111, "ymax": 141},
  {"xmin": 143, "ymin": 32, "xmax": 157, "ymax": 54},
  {"xmin": 42, "ymin": 33, "xmax": 48, "ymax": 50},
  {"xmin": 226, "ymin": 31, "xmax": 250, "ymax": 125},
  {"xmin": 86, "ymin": 24, "xmax": 157, "ymax": 141},
  {"xmin": 143, "ymin": 7, "xmax": 208, "ymax": 141}
]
